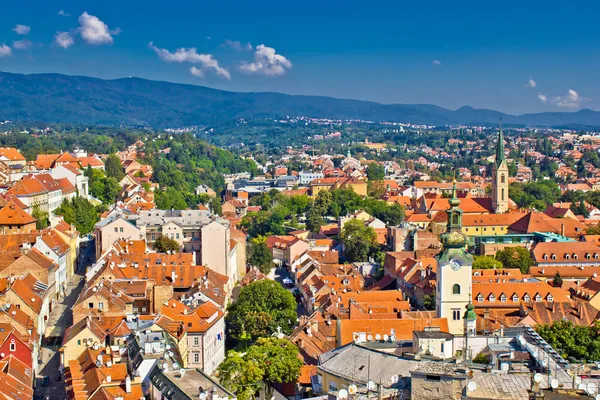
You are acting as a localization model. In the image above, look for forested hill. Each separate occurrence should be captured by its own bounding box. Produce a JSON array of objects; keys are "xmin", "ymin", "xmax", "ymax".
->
[{"xmin": 2, "ymin": 71, "xmax": 600, "ymax": 128}]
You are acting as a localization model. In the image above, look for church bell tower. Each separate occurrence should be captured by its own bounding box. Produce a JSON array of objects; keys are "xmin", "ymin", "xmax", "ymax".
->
[{"xmin": 491, "ymin": 126, "xmax": 509, "ymax": 213}]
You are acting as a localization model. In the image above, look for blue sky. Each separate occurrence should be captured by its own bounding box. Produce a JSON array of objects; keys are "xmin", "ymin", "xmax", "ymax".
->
[{"xmin": 0, "ymin": 0, "xmax": 598, "ymax": 114}]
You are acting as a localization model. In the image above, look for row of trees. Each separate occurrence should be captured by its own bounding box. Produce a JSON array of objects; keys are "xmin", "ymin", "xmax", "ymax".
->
[{"xmin": 472, "ymin": 247, "xmax": 534, "ymax": 274}]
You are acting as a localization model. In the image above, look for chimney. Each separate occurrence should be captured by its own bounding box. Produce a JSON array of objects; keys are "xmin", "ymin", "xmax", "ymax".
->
[
  {"xmin": 561, "ymin": 223, "xmax": 565, "ymax": 237},
  {"xmin": 311, "ymin": 320, "xmax": 318, "ymax": 334},
  {"xmin": 106, "ymin": 374, "xmax": 112, "ymax": 383},
  {"xmin": 483, "ymin": 309, "xmax": 490, "ymax": 320},
  {"xmin": 125, "ymin": 376, "xmax": 131, "ymax": 393}
]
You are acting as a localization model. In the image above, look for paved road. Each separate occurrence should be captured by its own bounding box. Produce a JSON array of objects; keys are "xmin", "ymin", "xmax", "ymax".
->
[
  {"xmin": 34, "ymin": 239, "xmax": 95, "ymax": 399},
  {"xmin": 273, "ymin": 266, "xmax": 306, "ymax": 317}
]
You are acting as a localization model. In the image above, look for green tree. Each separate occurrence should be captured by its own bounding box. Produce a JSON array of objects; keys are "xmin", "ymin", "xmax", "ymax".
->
[
  {"xmin": 218, "ymin": 351, "xmax": 264, "ymax": 400},
  {"xmin": 553, "ymin": 272, "xmax": 563, "ymax": 288},
  {"xmin": 226, "ymin": 280, "xmax": 297, "ymax": 341},
  {"xmin": 248, "ymin": 238, "xmax": 273, "ymax": 274},
  {"xmin": 537, "ymin": 320, "xmax": 600, "ymax": 361},
  {"xmin": 366, "ymin": 163, "xmax": 385, "ymax": 180},
  {"xmin": 103, "ymin": 177, "xmax": 121, "ymax": 203},
  {"xmin": 210, "ymin": 197, "xmax": 222, "ymax": 216},
  {"xmin": 54, "ymin": 198, "xmax": 99, "ymax": 235},
  {"xmin": 423, "ymin": 293, "xmax": 435, "ymax": 310},
  {"xmin": 495, "ymin": 247, "xmax": 533, "ymax": 273},
  {"xmin": 340, "ymin": 219, "xmax": 378, "ymax": 262},
  {"xmin": 31, "ymin": 204, "xmax": 49, "ymax": 230},
  {"xmin": 305, "ymin": 208, "xmax": 324, "ymax": 233},
  {"xmin": 472, "ymin": 256, "xmax": 502, "ymax": 270},
  {"xmin": 218, "ymin": 338, "xmax": 302, "ymax": 400},
  {"xmin": 154, "ymin": 234, "xmax": 180, "ymax": 253},
  {"xmin": 473, "ymin": 353, "xmax": 490, "ymax": 364},
  {"xmin": 105, "ymin": 153, "xmax": 125, "ymax": 181},
  {"xmin": 246, "ymin": 338, "xmax": 303, "ymax": 398}
]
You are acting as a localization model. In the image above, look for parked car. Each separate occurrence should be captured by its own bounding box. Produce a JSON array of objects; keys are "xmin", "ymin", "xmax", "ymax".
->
[{"xmin": 41, "ymin": 376, "xmax": 50, "ymax": 387}]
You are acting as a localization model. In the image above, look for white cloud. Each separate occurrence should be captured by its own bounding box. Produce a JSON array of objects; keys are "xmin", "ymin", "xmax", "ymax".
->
[
  {"xmin": 0, "ymin": 45, "xmax": 11, "ymax": 57},
  {"xmin": 58, "ymin": 10, "xmax": 70, "ymax": 17},
  {"xmin": 223, "ymin": 39, "xmax": 252, "ymax": 51},
  {"xmin": 525, "ymin": 78, "xmax": 537, "ymax": 88},
  {"xmin": 240, "ymin": 44, "xmax": 292, "ymax": 76},
  {"xmin": 538, "ymin": 93, "xmax": 547, "ymax": 103},
  {"xmin": 148, "ymin": 42, "xmax": 231, "ymax": 80},
  {"xmin": 432, "ymin": 60, "xmax": 441, "ymax": 66},
  {"xmin": 12, "ymin": 39, "xmax": 32, "ymax": 50},
  {"xmin": 54, "ymin": 31, "xmax": 74, "ymax": 49},
  {"xmin": 13, "ymin": 25, "xmax": 30, "ymax": 35},
  {"xmin": 553, "ymin": 89, "xmax": 589, "ymax": 109},
  {"xmin": 78, "ymin": 12, "xmax": 118, "ymax": 45}
]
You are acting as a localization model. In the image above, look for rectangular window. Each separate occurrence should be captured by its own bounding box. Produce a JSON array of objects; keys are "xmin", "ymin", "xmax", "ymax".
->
[
  {"xmin": 98, "ymin": 302, "xmax": 104, "ymax": 309},
  {"xmin": 452, "ymin": 309, "xmax": 461, "ymax": 320},
  {"xmin": 119, "ymin": 227, "xmax": 124, "ymax": 233},
  {"xmin": 194, "ymin": 352, "xmax": 200, "ymax": 364},
  {"xmin": 10, "ymin": 343, "xmax": 16, "ymax": 351},
  {"xmin": 88, "ymin": 302, "xmax": 94, "ymax": 308},
  {"xmin": 176, "ymin": 233, "xmax": 180, "ymax": 239},
  {"xmin": 425, "ymin": 375, "xmax": 441, "ymax": 382},
  {"xmin": 114, "ymin": 227, "xmax": 118, "ymax": 233},
  {"xmin": 77, "ymin": 340, "xmax": 81, "ymax": 345},
  {"xmin": 194, "ymin": 336, "xmax": 199, "ymax": 346}
]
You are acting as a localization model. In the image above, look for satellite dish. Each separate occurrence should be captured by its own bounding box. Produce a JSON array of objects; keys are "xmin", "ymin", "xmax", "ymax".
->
[
  {"xmin": 375, "ymin": 334, "xmax": 381, "ymax": 341},
  {"xmin": 576, "ymin": 376, "xmax": 582, "ymax": 385},
  {"xmin": 348, "ymin": 385, "xmax": 358, "ymax": 395},
  {"xmin": 367, "ymin": 335, "xmax": 373, "ymax": 341},
  {"xmin": 338, "ymin": 389, "xmax": 348, "ymax": 399},
  {"xmin": 467, "ymin": 381, "xmax": 478, "ymax": 392},
  {"xmin": 551, "ymin": 379, "xmax": 559, "ymax": 389},
  {"xmin": 587, "ymin": 383, "xmax": 598, "ymax": 395},
  {"xmin": 199, "ymin": 393, "xmax": 208, "ymax": 400},
  {"xmin": 534, "ymin": 373, "xmax": 543, "ymax": 383},
  {"xmin": 367, "ymin": 381, "xmax": 376, "ymax": 391},
  {"xmin": 390, "ymin": 375, "xmax": 399, "ymax": 384},
  {"xmin": 428, "ymin": 346, "xmax": 435, "ymax": 355},
  {"xmin": 383, "ymin": 334, "xmax": 389, "ymax": 341}
]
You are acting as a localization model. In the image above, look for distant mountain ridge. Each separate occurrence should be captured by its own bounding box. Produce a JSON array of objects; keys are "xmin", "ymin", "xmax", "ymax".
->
[{"xmin": 1, "ymin": 71, "xmax": 600, "ymax": 128}]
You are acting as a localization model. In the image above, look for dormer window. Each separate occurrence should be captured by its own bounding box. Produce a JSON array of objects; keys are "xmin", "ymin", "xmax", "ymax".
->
[
  {"xmin": 489, "ymin": 294, "xmax": 496, "ymax": 303},
  {"xmin": 524, "ymin": 294, "xmax": 531, "ymax": 302},
  {"xmin": 551, "ymin": 254, "xmax": 557, "ymax": 260},
  {"xmin": 595, "ymin": 253, "xmax": 599, "ymax": 260},
  {"xmin": 573, "ymin": 254, "xmax": 578, "ymax": 260},
  {"xmin": 543, "ymin": 254, "xmax": 548, "ymax": 260},
  {"xmin": 535, "ymin": 294, "xmax": 542, "ymax": 302},
  {"xmin": 477, "ymin": 294, "xmax": 484, "ymax": 302},
  {"xmin": 512, "ymin": 294, "xmax": 519, "ymax": 302},
  {"xmin": 342, "ymin": 279, "xmax": 350, "ymax": 285},
  {"xmin": 547, "ymin": 294, "xmax": 554, "ymax": 302},
  {"xmin": 500, "ymin": 294, "xmax": 507, "ymax": 302},
  {"xmin": 587, "ymin": 253, "xmax": 592, "ymax": 259},
  {"xmin": 565, "ymin": 254, "xmax": 570, "ymax": 260}
]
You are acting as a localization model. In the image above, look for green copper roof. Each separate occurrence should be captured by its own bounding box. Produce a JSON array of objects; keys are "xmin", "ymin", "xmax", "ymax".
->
[
  {"xmin": 495, "ymin": 127, "xmax": 505, "ymax": 167},
  {"xmin": 464, "ymin": 302, "xmax": 477, "ymax": 321}
]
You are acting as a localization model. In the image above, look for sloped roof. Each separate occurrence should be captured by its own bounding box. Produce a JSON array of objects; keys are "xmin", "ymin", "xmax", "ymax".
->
[{"xmin": 0, "ymin": 201, "xmax": 36, "ymax": 226}]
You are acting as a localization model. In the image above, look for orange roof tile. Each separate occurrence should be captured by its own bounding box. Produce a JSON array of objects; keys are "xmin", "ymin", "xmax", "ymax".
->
[{"xmin": 0, "ymin": 201, "xmax": 36, "ymax": 226}]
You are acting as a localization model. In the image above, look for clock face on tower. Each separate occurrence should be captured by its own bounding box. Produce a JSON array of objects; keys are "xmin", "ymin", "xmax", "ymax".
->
[{"xmin": 449, "ymin": 259, "xmax": 462, "ymax": 271}]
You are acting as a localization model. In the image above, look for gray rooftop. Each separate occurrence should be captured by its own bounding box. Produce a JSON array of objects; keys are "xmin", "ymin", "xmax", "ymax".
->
[{"xmin": 137, "ymin": 209, "xmax": 228, "ymax": 228}]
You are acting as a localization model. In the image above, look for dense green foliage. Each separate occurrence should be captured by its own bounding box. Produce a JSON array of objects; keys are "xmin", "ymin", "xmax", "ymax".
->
[
  {"xmin": 537, "ymin": 321, "xmax": 600, "ymax": 361},
  {"xmin": 366, "ymin": 163, "xmax": 385, "ymax": 180},
  {"xmin": 86, "ymin": 166, "xmax": 121, "ymax": 204},
  {"xmin": 154, "ymin": 235, "xmax": 180, "ymax": 253},
  {"xmin": 218, "ymin": 338, "xmax": 302, "ymax": 400},
  {"xmin": 495, "ymin": 247, "xmax": 534, "ymax": 273},
  {"xmin": 105, "ymin": 154, "xmax": 125, "ymax": 181},
  {"xmin": 226, "ymin": 280, "xmax": 297, "ymax": 341},
  {"xmin": 509, "ymin": 181, "xmax": 561, "ymax": 210},
  {"xmin": 248, "ymin": 238, "xmax": 274, "ymax": 274},
  {"xmin": 472, "ymin": 256, "xmax": 503, "ymax": 270},
  {"xmin": 54, "ymin": 198, "xmax": 100, "ymax": 235},
  {"xmin": 31, "ymin": 205, "xmax": 49, "ymax": 230},
  {"xmin": 341, "ymin": 219, "xmax": 379, "ymax": 262}
]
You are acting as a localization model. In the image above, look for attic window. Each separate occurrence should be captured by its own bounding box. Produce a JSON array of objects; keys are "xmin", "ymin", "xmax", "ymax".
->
[
  {"xmin": 476, "ymin": 294, "xmax": 484, "ymax": 302},
  {"xmin": 573, "ymin": 254, "xmax": 578, "ymax": 260},
  {"xmin": 595, "ymin": 254, "xmax": 599, "ymax": 260},
  {"xmin": 524, "ymin": 294, "xmax": 530, "ymax": 302},
  {"xmin": 512, "ymin": 294, "xmax": 519, "ymax": 302},
  {"xmin": 547, "ymin": 294, "xmax": 554, "ymax": 302},
  {"xmin": 543, "ymin": 254, "xmax": 548, "ymax": 260},
  {"xmin": 551, "ymin": 254, "xmax": 557, "ymax": 260},
  {"xmin": 489, "ymin": 294, "xmax": 496, "ymax": 303},
  {"xmin": 565, "ymin": 254, "xmax": 570, "ymax": 260},
  {"xmin": 534, "ymin": 294, "xmax": 542, "ymax": 302},
  {"xmin": 500, "ymin": 294, "xmax": 507, "ymax": 302},
  {"xmin": 587, "ymin": 253, "xmax": 592, "ymax": 260}
]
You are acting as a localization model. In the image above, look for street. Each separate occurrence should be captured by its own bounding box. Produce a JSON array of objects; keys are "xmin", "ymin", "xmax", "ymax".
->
[
  {"xmin": 34, "ymin": 239, "xmax": 95, "ymax": 399},
  {"xmin": 273, "ymin": 265, "xmax": 306, "ymax": 317}
]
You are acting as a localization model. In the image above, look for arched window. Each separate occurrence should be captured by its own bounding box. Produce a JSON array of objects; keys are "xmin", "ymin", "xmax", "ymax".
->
[
  {"xmin": 501, "ymin": 188, "xmax": 505, "ymax": 201},
  {"xmin": 453, "ymin": 214, "xmax": 459, "ymax": 225},
  {"xmin": 453, "ymin": 284, "xmax": 461, "ymax": 295},
  {"xmin": 501, "ymin": 174, "xmax": 506, "ymax": 184}
]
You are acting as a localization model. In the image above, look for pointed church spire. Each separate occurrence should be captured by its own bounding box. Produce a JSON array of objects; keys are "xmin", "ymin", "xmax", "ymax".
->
[{"xmin": 495, "ymin": 121, "xmax": 505, "ymax": 166}]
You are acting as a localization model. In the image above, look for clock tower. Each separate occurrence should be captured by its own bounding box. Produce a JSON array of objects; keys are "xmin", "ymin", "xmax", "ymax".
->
[{"xmin": 435, "ymin": 182, "xmax": 474, "ymax": 335}]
